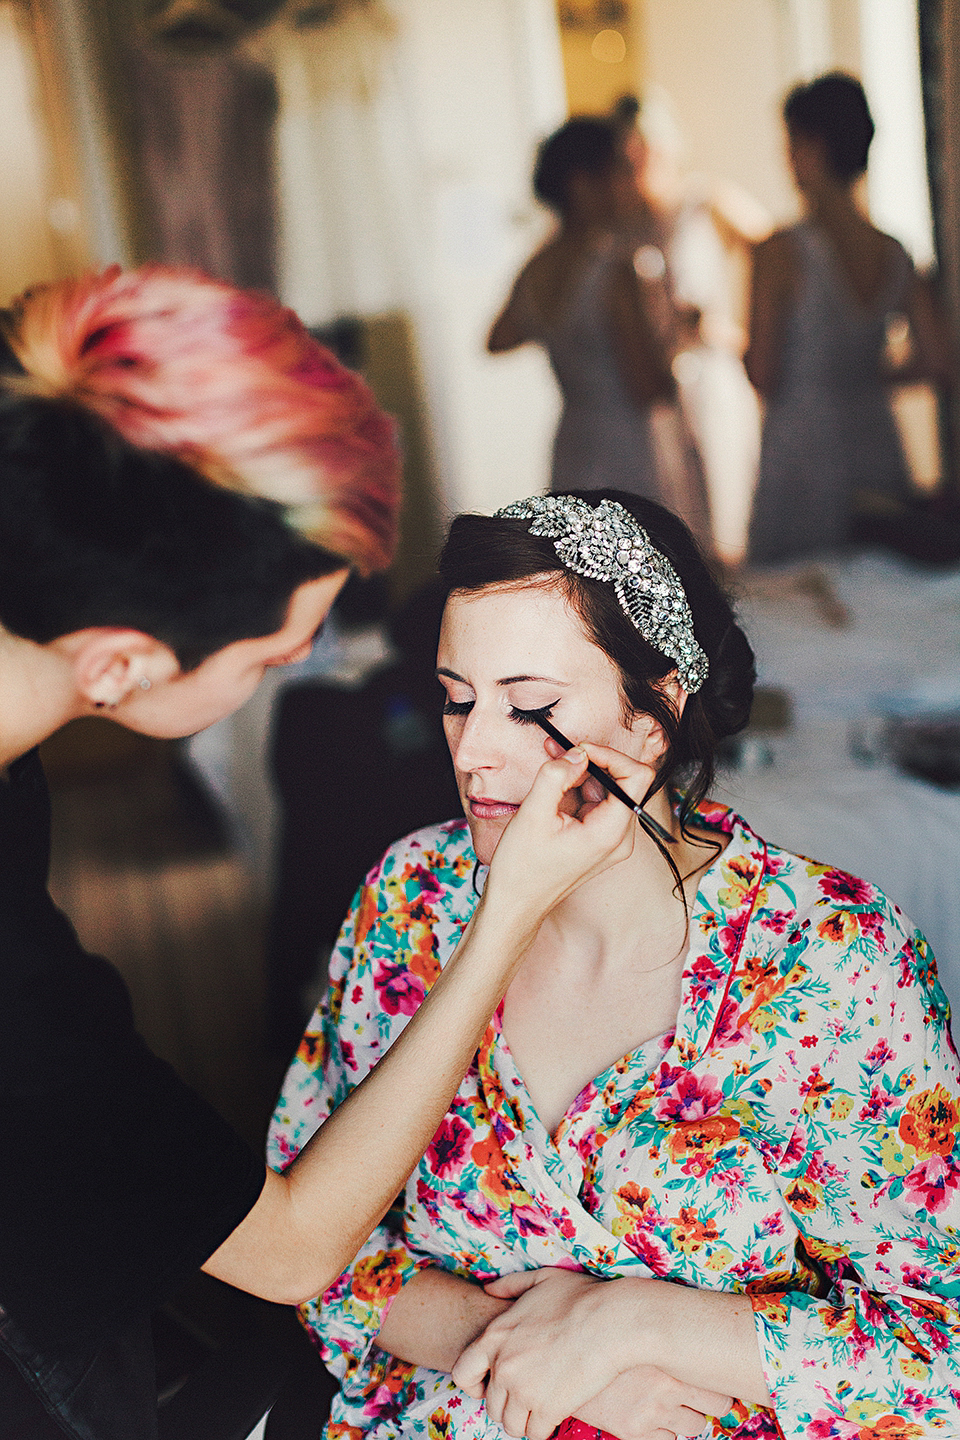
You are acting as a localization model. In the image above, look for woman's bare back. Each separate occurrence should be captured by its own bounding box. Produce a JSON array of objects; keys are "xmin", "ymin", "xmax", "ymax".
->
[
  {"xmin": 810, "ymin": 208, "xmax": 902, "ymax": 310},
  {"xmin": 518, "ymin": 236, "xmax": 606, "ymax": 331}
]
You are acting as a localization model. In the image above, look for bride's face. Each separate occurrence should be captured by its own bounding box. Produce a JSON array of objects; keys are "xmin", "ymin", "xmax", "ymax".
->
[{"xmin": 436, "ymin": 580, "xmax": 648, "ymax": 866}]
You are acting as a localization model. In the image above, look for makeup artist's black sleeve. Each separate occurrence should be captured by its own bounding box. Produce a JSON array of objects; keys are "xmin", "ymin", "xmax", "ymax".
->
[{"xmin": 0, "ymin": 749, "xmax": 266, "ymax": 1356}]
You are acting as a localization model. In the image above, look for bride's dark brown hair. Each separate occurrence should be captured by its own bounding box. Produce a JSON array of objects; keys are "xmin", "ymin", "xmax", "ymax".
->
[{"xmin": 438, "ymin": 489, "xmax": 756, "ymax": 842}]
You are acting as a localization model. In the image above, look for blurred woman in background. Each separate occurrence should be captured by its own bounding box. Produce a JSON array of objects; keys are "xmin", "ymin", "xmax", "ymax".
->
[
  {"xmin": 488, "ymin": 117, "xmax": 713, "ymax": 555},
  {"xmin": 745, "ymin": 72, "xmax": 950, "ymax": 567}
]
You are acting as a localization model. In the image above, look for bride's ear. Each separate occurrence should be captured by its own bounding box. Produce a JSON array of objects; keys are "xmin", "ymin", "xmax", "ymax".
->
[
  {"xmin": 58, "ymin": 629, "xmax": 180, "ymax": 708},
  {"xmin": 633, "ymin": 673, "xmax": 687, "ymax": 763}
]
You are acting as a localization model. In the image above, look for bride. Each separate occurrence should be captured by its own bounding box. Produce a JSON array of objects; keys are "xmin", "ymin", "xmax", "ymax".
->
[{"xmin": 270, "ymin": 490, "xmax": 960, "ymax": 1440}]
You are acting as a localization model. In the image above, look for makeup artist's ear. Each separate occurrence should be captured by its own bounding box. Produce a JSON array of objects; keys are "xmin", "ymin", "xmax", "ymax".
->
[
  {"xmin": 56, "ymin": 628, "xmax": 181, "ymax": 708},
  {"xmin": 632, "ymin": 673, "xmax": 687, "ymax": 763}
]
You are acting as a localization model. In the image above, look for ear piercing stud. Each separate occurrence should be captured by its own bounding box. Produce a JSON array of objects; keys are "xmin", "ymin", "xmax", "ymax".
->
[{"xmin": 94, "ymin": 676, "xmax": 150, "ymax": 709}]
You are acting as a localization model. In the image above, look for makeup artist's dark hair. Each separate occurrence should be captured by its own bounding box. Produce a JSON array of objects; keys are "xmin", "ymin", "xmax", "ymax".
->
[
  {"xmin": 784, "ymin": 72, "xmax": 874, "ymax": 182},
  {"xmin": 437, "ymin": 489, "xmax": 756, "ymax": 839},
  {"xmin": 0, "ymin": 393, "xmax": 343, "ymax": 670}
]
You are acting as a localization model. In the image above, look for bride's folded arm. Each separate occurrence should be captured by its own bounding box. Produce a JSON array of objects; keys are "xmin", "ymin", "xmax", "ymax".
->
[{"xmin": 376, "ymin": 1267, "xmax": 510, "ymax": 1374}]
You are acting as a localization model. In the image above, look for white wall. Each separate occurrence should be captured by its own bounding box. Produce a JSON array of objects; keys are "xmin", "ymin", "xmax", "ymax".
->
[
  {"xmin": 634, "ymin": 0, "xmax": 799, "ymax": 224},
  {"xmin": 860, "ymin": 0, "xmax": 935, "ymax": 267},
  {"xmin": 0, "ymin": 3, "xmax": 59, "ymax": 300},
  {"xmin": 388, "ymin": 0, "xmax": 566, "ymax": 516}
]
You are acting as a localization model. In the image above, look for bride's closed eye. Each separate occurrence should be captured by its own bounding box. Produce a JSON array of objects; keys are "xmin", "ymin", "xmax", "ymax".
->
[{"xmin": 507, "ymin": 702, "xmax": 558, "ymax": 725}]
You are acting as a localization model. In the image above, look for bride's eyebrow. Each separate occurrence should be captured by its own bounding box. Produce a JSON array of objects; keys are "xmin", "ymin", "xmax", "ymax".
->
[
  {"xmin": 498, "ymin": 674, "xmax": 568, "ymax": 687},
  {"xmin": 435, "ymin": 669, "xmax": 568, "ymax": 686}
]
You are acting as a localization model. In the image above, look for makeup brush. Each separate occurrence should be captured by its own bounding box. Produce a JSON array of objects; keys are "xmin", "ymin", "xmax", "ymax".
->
[{"xmin": 533, "ymin": 713, "xmax": 676, "ymax": 847}]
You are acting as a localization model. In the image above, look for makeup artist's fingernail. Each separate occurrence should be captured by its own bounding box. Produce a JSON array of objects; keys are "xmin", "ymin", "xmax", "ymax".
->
[{"xmin": 564, "ymin": 745, "xmax": 586, "ymax": 762}]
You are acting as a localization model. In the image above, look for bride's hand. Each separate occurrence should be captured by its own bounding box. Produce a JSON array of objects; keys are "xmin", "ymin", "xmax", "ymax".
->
[
  {"xmin": 482, "ymin": 743, "xmax": 656, "ymax": 922},
  {"xmin": 573, "ymin": 1363, "xmax": 734, "ymax": 1440},
  {"xmin": 452, "ymin": 1269, "xmax": 732, "ymax": 1440},
  {"xmin": 452, "ymin": 1268, "xmax": 632, "ymax": 1439}
]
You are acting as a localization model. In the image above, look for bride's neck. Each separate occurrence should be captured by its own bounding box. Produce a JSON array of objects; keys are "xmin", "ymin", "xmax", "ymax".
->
[{"xmin": 542, "ymin": 814, "xmax": 712, "ymax": 970}]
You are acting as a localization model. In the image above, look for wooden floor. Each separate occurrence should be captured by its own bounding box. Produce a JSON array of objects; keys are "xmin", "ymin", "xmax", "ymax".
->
[{"xmin": 43, "ymin": 719, "xmax": 287, "ymax": 1149}]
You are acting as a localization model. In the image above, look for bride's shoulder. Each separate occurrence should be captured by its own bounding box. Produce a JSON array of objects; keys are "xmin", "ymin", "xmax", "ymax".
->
[{"xmin": 367, "ymin": 818, "xmax": 475, "ymax": 891}]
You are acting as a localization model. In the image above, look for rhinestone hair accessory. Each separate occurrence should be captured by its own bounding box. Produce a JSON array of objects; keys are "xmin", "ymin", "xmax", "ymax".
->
[{"xmin": 493, "ymin": 494, "xmax": 709, "ymax": 694}]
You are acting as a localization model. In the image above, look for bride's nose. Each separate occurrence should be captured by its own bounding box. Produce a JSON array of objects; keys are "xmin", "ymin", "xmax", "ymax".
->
[{"xmin": 451, "ymin": 704, "xmax": 508, "ymax": 775}]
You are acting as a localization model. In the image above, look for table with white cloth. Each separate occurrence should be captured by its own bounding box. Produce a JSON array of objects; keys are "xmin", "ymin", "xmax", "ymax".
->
[{"xmin": 716, "ymin": 552, "xmax": 960, "ymax": 1010}]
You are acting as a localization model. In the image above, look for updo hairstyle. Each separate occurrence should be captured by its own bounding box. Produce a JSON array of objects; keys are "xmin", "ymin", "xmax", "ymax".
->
[
  {"xmin": 783, "ymin": 72, "xmax": 875, "ymax": 182},
  {"xmin": 437, "ymin": 489, "xmax": 756, "ymax": 833},
  {"xmin": 533, "ymin": 117, "xmax": 622, "ymax": 217}
]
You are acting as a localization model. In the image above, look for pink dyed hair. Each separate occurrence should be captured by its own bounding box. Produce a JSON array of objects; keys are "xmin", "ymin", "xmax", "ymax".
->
[{"xmin": 3, "ymin": 265, "xmax": 401, "ymax": 574}]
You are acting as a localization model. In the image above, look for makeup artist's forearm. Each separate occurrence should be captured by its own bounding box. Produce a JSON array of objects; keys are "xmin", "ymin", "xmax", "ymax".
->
[
  {"xmin": 204, "ymin": 896, "xmax": 541, "ymax": 1304},
  {"xmin": 638, "ymin": 1280, "xmax": 770, "ymax": 1407},
  {"xmin": 285, "ymin": 898, "xmax": 536, "ymax": 1278},
  {"xmin": 378, "ymin": 1269, "xmax": 511, "ymax": 1372},
  {"xmin": 210, "ymin": 750, "xmax": 635, "ymax": 1302}
]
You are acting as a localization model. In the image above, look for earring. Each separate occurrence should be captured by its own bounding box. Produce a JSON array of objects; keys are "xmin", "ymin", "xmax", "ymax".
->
[{"xmin": 138, "ymin": 676, "xmax": 152, "ymax": 691}]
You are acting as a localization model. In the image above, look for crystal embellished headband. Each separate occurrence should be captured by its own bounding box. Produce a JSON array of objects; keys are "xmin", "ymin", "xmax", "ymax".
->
[{"xmin": 493, "ymin": 494, "xmax": 709, "ymax": 695}]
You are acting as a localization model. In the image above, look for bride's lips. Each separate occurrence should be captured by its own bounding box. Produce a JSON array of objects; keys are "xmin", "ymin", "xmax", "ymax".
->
[{"xmin": 468, "ymin": 796, "xmax": 520, "ymax": 819}]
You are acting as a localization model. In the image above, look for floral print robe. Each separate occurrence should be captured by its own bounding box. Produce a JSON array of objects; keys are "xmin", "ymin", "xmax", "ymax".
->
[{"xmin": 268, "ymin": 803, "xmax": 960, "ymax": 1440}]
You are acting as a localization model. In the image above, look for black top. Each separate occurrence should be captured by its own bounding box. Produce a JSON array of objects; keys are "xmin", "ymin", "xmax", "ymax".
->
[{"xmin": 0, "ymin": 749, "xmax": 265, "ymax": 1356}]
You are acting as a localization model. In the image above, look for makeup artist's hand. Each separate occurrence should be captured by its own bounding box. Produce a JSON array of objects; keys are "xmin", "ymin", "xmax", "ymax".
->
[{"xmin": 483, "ymin": 743, "xmax": 654, "ymax": 921}]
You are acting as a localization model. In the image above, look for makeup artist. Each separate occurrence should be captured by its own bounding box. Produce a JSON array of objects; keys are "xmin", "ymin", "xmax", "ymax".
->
[{"xmin": 0, "ymin": 269, "xmax": 645, "ymax": 1440}]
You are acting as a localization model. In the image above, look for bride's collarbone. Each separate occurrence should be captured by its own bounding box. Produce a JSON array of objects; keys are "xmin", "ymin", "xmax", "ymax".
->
[
  {"xmin": 505, "ymin": 952, "xmax": 684, "ymax": 1043},
  {"xmin": 514, "ymin": 908, "xmax": 690, "ymax": 992}
]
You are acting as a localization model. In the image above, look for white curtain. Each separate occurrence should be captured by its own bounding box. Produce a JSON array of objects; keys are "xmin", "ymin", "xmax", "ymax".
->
[{"xmin": 251, "ymin": 4, "xmax": 426, "ymax": 324}]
